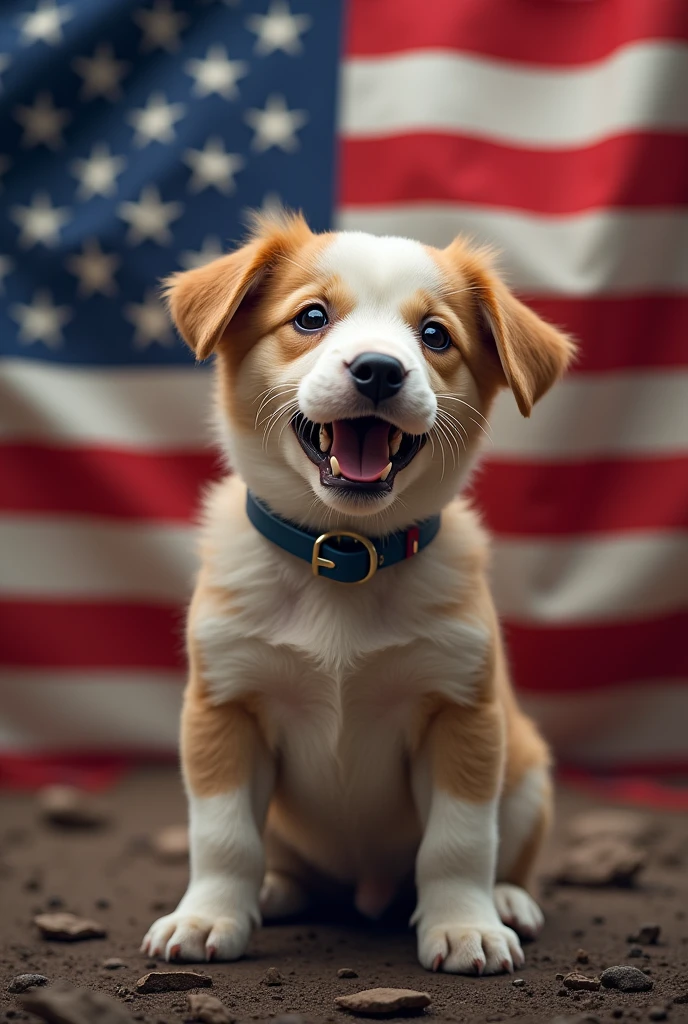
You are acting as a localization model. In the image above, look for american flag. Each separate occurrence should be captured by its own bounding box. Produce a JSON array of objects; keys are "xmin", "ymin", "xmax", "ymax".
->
[{"xmin": 1, "ymin": 0, "xmax": 687, "ymax": 787}]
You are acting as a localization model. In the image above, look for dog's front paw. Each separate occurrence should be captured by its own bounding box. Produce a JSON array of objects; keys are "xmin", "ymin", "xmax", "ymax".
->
[
  {"xmin": 494, "ymin": 883, "xmax": 544, "ymax": 939},
  {"xmin": 417, "ymin": 920, "xmax": 525, "ymax": 975},
  {"xmin": 141, "ymin": 910, "xmax": 252, "ymax": 963}
]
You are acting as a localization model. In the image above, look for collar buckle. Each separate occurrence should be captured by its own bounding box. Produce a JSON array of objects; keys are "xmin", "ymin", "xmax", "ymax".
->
[{"xmin": 312, "ymin": 530, "xmax": 379, "ymax": 584}]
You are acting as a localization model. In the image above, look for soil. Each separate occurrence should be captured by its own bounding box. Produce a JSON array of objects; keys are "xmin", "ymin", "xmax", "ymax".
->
[{"xmin": 1, "ymin": 768, "xmax": 687, "ymax": 1024}]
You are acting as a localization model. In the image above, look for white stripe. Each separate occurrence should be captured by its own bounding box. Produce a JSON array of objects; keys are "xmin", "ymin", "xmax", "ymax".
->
[
  {"xmin": 492, "ymin": 534, "xmax": 688, "ymax": 623},
  {"xmin": 342, "ymin": 43, "xmax": 688, "ymax": 146},
  {"xmin": 488, "ymin": 372, "xmax": 688, "ymax": 459},
  {"xmin": 0, "ymin": 518, "xmax": 196, "ymax": 601},
  {"xmin": 336, "ymin": 207, "xmax": 688, "ymax": 295},
  {"xmin": 0, "ymin": 360, "xmax": 212, "ymax": 449},
  {"xmin": 522, "ymin": 684, "xmax": 688, "ymax": 766},
  {"xmin": 0, "ymin": 672, "xmax": 183, "ymax": 752},
  {"xmin": 3, "ymin": 362, "xmax": 687, "ymax": 460}
]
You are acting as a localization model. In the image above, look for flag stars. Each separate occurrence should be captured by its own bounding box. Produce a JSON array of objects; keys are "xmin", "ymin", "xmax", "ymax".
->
[
  {"xmin": 72, "ymin": 44, "xmax": 130, "ymax": 103},
  {"xmin": 246, "ymin": 0, "xmax": 311, "ymax": 57},
  {"xmin": 14, "ymin": 92, "xmax": 71, "ymax": 149},
  {"xmin": 128, "ymin": 92, "xmax": 186, "ymax": 147},
  {"xmin": 178, "ymin": 235, "xmax": 223, "ymax": 270},
  {"xmin": 70, "ymin": 143, "xmax": 126, "ymax": 200},
  {"xmin": 10, "ymin": 192, "xmax": 71, "ymax": 248},
  {"xmin": 125, "ymin": 291, "xmax": 174, "ymax": 348},
  {"xmin": 184, "ymin": 44, "xmax": 248, "ymax": 101},
  {"xmin": 245, "ymin": 93, "xmax": 308, "ymax": 152},
  {"xmin": 10, "ymin": 289, "xmax": 72, "ymax": 347},
  {"xmin": 134, "ymin": 0, "xmax": 189, "ymax": 53},
  {"xmin": 118, "ymin": 185, "xmax": 183, "ymax": 246},
  {"xmin": 18, "ymin": 1, "xmax": 74, "ymax": 47},
  {"xmin": 184, "ymin": 137, "xmax": 244, "ymax": 195},
  {"xmin": 66, "ymin": 238, "xmax": 120, "ymax": 297}
]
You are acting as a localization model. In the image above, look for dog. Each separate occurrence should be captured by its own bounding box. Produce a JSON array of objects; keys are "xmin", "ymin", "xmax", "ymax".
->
[{"xmin": 141, "ymin": 211, "xmax": 575, "ymax": 975}]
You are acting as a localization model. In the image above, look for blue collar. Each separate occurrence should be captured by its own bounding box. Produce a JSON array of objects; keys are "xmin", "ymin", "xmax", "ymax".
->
[{"xmin": 246, "ymin": 491, "xmax": 441, "ymax": 585}]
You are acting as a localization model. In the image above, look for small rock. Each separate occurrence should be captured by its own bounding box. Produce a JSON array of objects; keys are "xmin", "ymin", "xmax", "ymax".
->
[
  {"xmin": 555, "ymin": 839, "xmax": 646, "ymax": 887},
  {"xmin": 38, "ymin": 785, "xmax": 106, "ymax": 828},
  {"xmin": 20, "ymin": 984, "xmax": 134, "ymax": 1023},
  {"xmin": 187, "ymin": 993, "xmax": 234, "ymax": 1024},
  {"xmin": 335, "ymin": 988, "xmax": 431, "ymax": 1016},
  {"xmin": 95, "ymin": 898, "xmax": 111, "ymax": 910},
  {"xmin": 46, "ymin": 897, "xmax": 64, "ymax": 909},
  {"xmin": 102, "ymin": 958, "xmax": 127, "ymax": 970},
  {"xmin": 627, "ymin": 924, "xmax": 661, "ymax": 945},
  {"xmin": 338, "ymin": 969, "xmax": 358, "ymax": 979},
  {"xmin": 600, "ymin": 966, "xmax": 654, "ymax": 992},
  {"xmin": 262, "ymin": 968, "xmax": 283, "ymax": 987},
  {"xmin": 628, "ymin": 947, "xmax": 644, "ymax": 958},
  {"xmin": 7, "ymin": 975, "xmax": 49, "ymax": 994},
  {"xmin": 512, "ymin": 978, "xmax": 525, "ymax": 987},
  {"xmin": 563, "ymin": 973, "xmax": 601, "ymax": 991},
  {"xmin": 567, "ymin": 810, "xmax": 656, "ymax": 845},
  {"xmin": 555, "ymin": 973, "xmax": 565, "ymax": 981},
  {"xmin": 576, "ymin": 949, "xmax": 590, "ymax": 964},
  {"xmin": 136, "ymin": 971, "xmax": 212, "ymax": 994},
  {"xmin": 34, "ymin": 913, "xmax": 107, "ymax": 941},
  {"xmin": 152, "ymin": 825, "xmax": 189, "ymax": 863},
  {"xmin": 648, "ymin": 1010, "xmax": 667, "ymax": 1022}
]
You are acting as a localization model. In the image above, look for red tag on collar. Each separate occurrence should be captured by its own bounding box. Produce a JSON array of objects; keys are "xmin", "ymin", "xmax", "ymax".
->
[{"xmin": 405, "ymin": 526, "xmax": 420, "ymax": 558}]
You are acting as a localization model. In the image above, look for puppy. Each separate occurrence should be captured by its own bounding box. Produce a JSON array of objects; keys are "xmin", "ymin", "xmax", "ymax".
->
[{"xmin": 142, "ymin": 212, "xmax": 575, "ymax": 975}]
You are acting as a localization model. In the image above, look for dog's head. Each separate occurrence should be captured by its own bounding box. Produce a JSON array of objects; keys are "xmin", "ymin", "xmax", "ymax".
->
[{"xmin": 165, "ymin": 212, "xmax": 575, "ymax": 532}]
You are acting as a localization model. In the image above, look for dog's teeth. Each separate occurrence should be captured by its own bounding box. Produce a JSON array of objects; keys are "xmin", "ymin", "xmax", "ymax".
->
[
  {"xmin": 319, "ymin": 425, "xmax": 331, "ymax": 452},
  {"xmin": 379, "ymin": 462, "xmax": 393, "ymax": 481},
  {"xmin": 330, "ymin": 455, "xmax": 341, "ymax": 477},
  {"xmin": 389, "ymin": 429, "xmax": 402, "ymax": 457}
]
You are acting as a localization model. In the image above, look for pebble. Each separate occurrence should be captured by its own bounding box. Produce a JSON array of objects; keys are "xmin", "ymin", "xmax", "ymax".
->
[
  {"xmin": 648, "ymin": 1009, "xmax": 667, "ymax": 1022},
  {"xmin": 600, "ymin": 966, "xmax": 654, "ymax": 992},
  {"xmin": 20, "ymin": 984, "xmax": 134, "ymax": 1024},
  {"xmin": 33, "ymin": 912, "xmax": 107, "ymax": 941},
  {"xmin": 563, "ymin": 972, "xmax": 602, "ymax": 991},
  {"xmin": 136, "ymin": 971, "xmax": 212, "ymax": 994},
  {"xmin": 576, "ymin": 949, "xmax": 590, "ymax": 964},
  {"xmin": 627, "ymin": 924, "xmax": 661, "ymax": 945},
  {"xmin": 512, "ymin": 978, "xmax": 525, "ymax": 987},
  {"xmin": 187, "ymin": 992, "xmax": 234, "ymax": 1024},
  {"xmin": 335, "ymin": 989, "xmax": 431, "ymax": 1017},
  {"xmin": 337, "ymin": 968, "xmax": 358, "ymax": 978},
  {"xmin": 38, "ymin": 785, "xmax": 107, "ymax": 828},
  {"xmin": 628, "ymin": 947, "xmax": 644, "ymax": 958},
  {"xmin": 554, "ymin": 839, "xmax": 646, "ymax": 887},
  {"xmin": 152, "ymin": 825, "xmax": 189, "ymax": 863},
  {"xmin": 7, "ymin": 975, "xmax": 49, "ymax": 994},
  {"xmin": 102, "ymin": 958, "xmax": 128, "ymax": 969},
  {"xmin": 262, "ymin": 968, "xmax": 283, "ymax": 986}
]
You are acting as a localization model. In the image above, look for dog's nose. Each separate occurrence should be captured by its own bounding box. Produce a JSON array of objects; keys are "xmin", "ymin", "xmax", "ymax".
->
[{"xmin": 348, "ymin": 353, "xmax": 405, "ymax": 405}]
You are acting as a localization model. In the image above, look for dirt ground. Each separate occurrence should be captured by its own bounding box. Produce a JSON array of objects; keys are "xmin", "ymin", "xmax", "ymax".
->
[{"xmin": 1, "ymin": 768, "xmax": 687, "ymax": 1024}]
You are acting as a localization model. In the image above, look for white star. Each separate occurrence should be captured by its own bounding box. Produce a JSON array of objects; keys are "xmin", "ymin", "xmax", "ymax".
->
[
  {"xmin": 127, "ymin": 91, "xmax": 185, "ymax": 147},
  {"xmin": 260, "ymin": 191, "xmax": 284, "ymax": 217},
  {"xmin": 18, "ymin": 1, "xmax": 74, "ymax": 47},
  {"xmin": 0, "ymin": 255, "xmax": 14, "ymax": 292},
  {"xmin": 246, "ymin": 0, "xmax": 311, "ymax": 56},
  {"xmin": 72, "ymin": 43, "xmax": 130, "ymax": 102},
  {"xmin": 70, "ymin": 142, "xmax": 126, "ymax": 200},
  {"xmin": 125, "ymin": 290, "xmax": 174, "ymax": 348},
  {"xmin": 66, "ymin": 238, "xmax": 120, "ymax": 297},
  {"xmin": 184, "ymin": 44, "xmax": 248, "ymax": 101},
  {"xmin": 244, "ymin": 93, "xmax": 307, "ymax": 153},
  {"xmin": 0, "ymin": 154, "xmax": 11, "ymax": 191},
  {"xmin": 133, "ymin": 0, "xmax": 189, "ymax": 53},
  {"xmin": 118, "ymin": 185, "xmax": 183, "ymax": 246},
  {"xmin": 0, "ymin": 54, "xmax": 11, "ymax": 89},
  {"xmin": 10, "ymin": 192, "xmax": 70, "ymax": 248},
  {"xmin": 10, "ymin": 289, "xmax": 71, "ymax": 347},
  {"xmin": 14, "ymin": 92, "xmax": 71, "ymax": 150},
  {"xmin": 178, "ymin": 235, "xmax": 224, "ymax": 270},
  {"xmin": 183, "ymin": 137, "xmax": 244, "ymax": 195}
]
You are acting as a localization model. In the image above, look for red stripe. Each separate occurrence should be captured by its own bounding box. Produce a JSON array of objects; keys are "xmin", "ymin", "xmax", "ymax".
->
[
  {"xmin": 505, "ymin": 612, "xmax": 688, "ymax": 693},
  {"xmin": 0, "ymin": 445, "xmax": 219, "ymax": 522},
  {"xmin": 341, "ymin": 134, "xmax": 688, "ymax": 215},
  {"xmin": 0, "ymin": 601, "xmax": 185, "ymax": 669},
  {"xmin": 472, "ymin": 457, "xmax": 688, "ymax": 537},
  {"xmin": 345, "ymin": 0, "xmax": 688, "ymax": 63}
]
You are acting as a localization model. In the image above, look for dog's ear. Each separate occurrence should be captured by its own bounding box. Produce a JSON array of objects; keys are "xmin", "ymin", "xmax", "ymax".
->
[
  {"xmin": 444, "ymin": 238, "xmax": 577, "ymax": 416},
  {"xmin": 163, "ymin": 210, "xmax": 311, "ymax": 361}
]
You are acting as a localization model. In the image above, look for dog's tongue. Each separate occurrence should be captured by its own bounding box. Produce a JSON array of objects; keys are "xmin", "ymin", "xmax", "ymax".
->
[{"xmin": 331, "ymin": 419, "xmax": 390, "ymax": 481}]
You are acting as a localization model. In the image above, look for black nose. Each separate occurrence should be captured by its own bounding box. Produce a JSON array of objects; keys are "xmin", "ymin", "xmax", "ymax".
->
[{"xmin": 348, "ymin": 353, "xmax": 405, "ymax": 405}]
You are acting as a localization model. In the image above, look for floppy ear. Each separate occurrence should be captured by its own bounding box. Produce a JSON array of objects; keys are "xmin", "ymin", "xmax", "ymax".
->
[{"xmin": 163, "ymin": 210, "xmax": 311, "ymax": 361}]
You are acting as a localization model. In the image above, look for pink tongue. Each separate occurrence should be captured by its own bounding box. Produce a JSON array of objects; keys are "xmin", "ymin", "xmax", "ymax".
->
[{"xmin": 331, "ymin": 420, "xmax": 390, "ymax": 481}]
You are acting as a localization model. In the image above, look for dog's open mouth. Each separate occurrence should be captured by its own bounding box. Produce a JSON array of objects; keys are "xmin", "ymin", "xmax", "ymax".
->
[{"xmin": 292, "ymin": 414, "xmax": 425, "ymax": 493}]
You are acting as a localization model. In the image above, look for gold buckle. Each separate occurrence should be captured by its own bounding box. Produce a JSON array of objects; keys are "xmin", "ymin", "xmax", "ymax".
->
[{"xmin": 312, "ymin": 530, "xmax": 379, "ymax": 584}]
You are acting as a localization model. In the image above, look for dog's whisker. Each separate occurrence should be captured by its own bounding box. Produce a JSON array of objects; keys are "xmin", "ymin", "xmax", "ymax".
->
[{"xmin": 255, "ymin": 385, "xmax": 299, "ymax": 425}]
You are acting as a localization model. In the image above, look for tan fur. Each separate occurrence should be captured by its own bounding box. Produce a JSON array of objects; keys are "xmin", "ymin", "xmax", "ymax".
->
[{"xmin": 424, "ymin": 698, "xmax": 505, "ymax": 802}]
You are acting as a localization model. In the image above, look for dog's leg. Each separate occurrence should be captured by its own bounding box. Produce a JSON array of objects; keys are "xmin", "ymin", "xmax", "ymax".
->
[
  {"xmin": 411, "ymin": 700, "xmax": 524, "ymax": 975},
  {"xmin": 142, "ymin": 690, "xmax": 274, "ymax": 962}
]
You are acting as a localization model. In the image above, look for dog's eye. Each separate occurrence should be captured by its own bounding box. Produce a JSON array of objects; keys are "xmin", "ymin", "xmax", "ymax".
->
[
  {"xmin": 294, "ymin": 305, "xmax": 328, "ymax": 333},
  {"xmin": 420, "ymin": 321, "xmax": 451, "ymax": 352}
]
